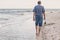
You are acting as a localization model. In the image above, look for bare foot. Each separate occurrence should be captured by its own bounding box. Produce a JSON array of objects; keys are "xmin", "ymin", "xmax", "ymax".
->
[{"xmin": 36, "ymin": 33, "xmax": 40, "ymax": 36}]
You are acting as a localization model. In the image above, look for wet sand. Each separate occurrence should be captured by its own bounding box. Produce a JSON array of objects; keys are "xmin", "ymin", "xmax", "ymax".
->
[{"xmin": 0, "ymin": 12, "xmax": 60, "ymax": 40}]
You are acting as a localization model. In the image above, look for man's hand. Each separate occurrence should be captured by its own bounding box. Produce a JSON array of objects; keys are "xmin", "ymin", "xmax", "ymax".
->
[{"xmin": 44, "ymin": 20, "xmax": 46, "ymax": 24}]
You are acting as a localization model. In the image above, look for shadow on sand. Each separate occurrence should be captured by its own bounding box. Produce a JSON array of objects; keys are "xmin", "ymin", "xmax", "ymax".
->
[{"xmin": 44, "ymin": 23, "xmax": 55, "ymax": 26}]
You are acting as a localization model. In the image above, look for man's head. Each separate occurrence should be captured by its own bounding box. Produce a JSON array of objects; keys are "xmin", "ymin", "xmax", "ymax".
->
[{"xmin": 37, "ymin": 1, "xmax": 41, "ymax": 4}]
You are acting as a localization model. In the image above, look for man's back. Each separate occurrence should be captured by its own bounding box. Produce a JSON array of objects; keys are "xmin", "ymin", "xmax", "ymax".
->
[{"xmin": 33, "ymin": 5, "xmax": 45, "ymax": 17}]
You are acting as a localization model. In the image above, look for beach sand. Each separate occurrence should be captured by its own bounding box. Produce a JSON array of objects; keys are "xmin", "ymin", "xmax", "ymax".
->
[{"xmin": 0, "ymin": 12, "xmax": 60, "ymax": 40}]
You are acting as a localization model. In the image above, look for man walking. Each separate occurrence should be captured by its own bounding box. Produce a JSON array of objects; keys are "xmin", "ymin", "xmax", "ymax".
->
[{"xmin": 33, "ymin": 1, "xmax": 46, "ymax": 36}]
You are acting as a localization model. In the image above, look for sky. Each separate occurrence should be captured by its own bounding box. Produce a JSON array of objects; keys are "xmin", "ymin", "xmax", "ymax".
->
[{"xmin": 0, "ymin": 0, "xmax": 60, "ymax": 9}]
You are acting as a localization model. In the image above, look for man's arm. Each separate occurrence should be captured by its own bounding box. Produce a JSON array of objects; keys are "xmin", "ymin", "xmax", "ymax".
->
[
  {"xmin": 42, "ymin": 6, "xmax": 46, "ymax": 20},
  {"xmin": 33, "ymin": 6, "xmax": 36, "ymax": 21},
  {"xmin": 43, "ymin": 12, "xmax": 46, "ymax": 24},
  {"xmin": 43, "ymin": 12, "xmax": 46, "ymax": 20},
  {"xmin": 33, "ymin": 12, "xmax": 35, "ymax": 21}
]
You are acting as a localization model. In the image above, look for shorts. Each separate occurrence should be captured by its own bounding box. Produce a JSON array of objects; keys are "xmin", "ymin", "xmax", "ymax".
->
[{"xmin": 35, "ymin": 15, "xmax": 43, "ymax": 27}]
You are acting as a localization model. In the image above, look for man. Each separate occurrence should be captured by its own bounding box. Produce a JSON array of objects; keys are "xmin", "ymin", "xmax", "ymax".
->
[{"xmin": 33, "ymin": 1, "xmax": 46, "ymax": 36}]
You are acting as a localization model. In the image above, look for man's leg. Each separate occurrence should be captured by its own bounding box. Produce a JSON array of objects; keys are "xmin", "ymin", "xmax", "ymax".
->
[
  {"xmin": 36, "ymin": 26, "xmax": 37, "ymax": 34},
  {"xmin": 39, "ymin": 21, "xmax": 43, "ymax": 34},
  {"xmin": 39, "ymin": 26, "xmax": 42, "ymax": 34},
  {"xmin": 35, "ymin": 23, "xmax": 41, "ymax": 36},
  {"xmin": 35, "ymin": 23, "xmax": 40, "ymax": 35},
  {"xmin": 35, "ymin": 16, "xmax": 40, "ymax": 36},
  {"xmin": 35, "ymin": 19, "xmax": 38, "ymax": 35},
  {"xmin": 36, "ymin": 26, "xmax": 40, "ymax": 36}
]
